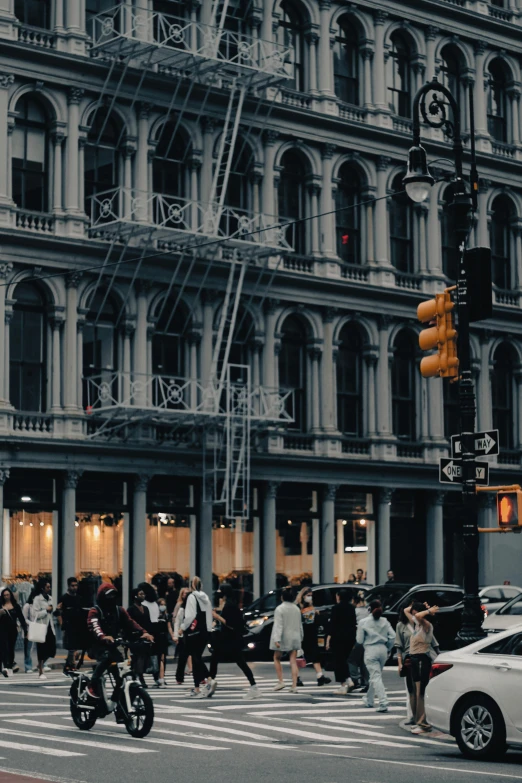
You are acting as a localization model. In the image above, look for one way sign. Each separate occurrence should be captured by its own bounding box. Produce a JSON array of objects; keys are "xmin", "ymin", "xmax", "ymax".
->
[
  {"xmin": 439, "ymin": 458, "xmax": 490, "ymax": 485},
  {"xmin": 451, "ymin": 430, "xmax": 499, "ymax": 458}
]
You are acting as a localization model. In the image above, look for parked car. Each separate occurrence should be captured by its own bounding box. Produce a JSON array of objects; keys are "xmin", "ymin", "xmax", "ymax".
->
[
  {"xmin": 483, "ymin": 591, "xmax": 522, "ymax": 634},
  {"xmin": 479, "ymin": 585, "xmax": 522, "ymax": 616},
  {"xmin": 364, "ymin": 583, "xmax": 415, "ymax": 611},
  {"xmin": 426, "ymin": 624, "xmax": 522, "ymax": 760},
  {"xmin": 242, "ymin": 583, "xmax": 369, "ymax": 660}
]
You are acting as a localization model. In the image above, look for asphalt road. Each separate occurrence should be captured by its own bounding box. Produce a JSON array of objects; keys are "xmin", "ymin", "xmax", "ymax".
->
[{"xmin": 1, "ymin": 663, "xmax": 522, "ymax": 783}]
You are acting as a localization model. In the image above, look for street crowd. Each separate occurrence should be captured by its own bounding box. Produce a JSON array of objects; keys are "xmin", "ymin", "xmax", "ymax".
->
[{"xmin": 0, "ymin": 575, "xmax": 440, "ymax": 733}]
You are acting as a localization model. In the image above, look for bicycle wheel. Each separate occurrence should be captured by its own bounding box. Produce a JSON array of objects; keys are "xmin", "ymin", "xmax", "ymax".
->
[
  {"xmin": 124, "ymin": 683, "xmax": 154, "ymax": 738},
  {"xmin": 69, "ymin": 679, "xmax": 97, "ymax": 731}
]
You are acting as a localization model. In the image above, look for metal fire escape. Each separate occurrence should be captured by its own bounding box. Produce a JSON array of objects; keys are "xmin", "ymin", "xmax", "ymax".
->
[{"xmin": 83, "ymin": 2, "xmax": 294, "ymax": 519}]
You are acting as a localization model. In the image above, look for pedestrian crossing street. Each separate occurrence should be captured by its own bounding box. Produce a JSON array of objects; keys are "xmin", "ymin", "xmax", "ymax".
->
[{"xmin": 0, "ymin": 669, "xmax": 456, "ymax": 764}]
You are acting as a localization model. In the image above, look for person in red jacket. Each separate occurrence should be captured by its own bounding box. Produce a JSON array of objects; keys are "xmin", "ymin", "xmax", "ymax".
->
[{"xmin": 87, "ymin": 583, "xmax": 153, "ymax": 699}]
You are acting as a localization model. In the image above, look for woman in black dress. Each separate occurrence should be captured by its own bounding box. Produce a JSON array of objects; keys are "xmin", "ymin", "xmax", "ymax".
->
[
  {"xmin": 0, "ymin": 588, "xmax": 27, "ymax": 677},
  {"xmin": 296, "ymin": 588, "xmax": 331, "ymax": 687},
  {"xmin": 127, "ymin": 587, "xmax": 153, "ymax": 687}
]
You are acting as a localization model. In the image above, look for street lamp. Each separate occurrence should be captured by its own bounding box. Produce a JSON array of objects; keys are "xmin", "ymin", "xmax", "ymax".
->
[{"xmin": 404, "ymin": 77, "xmax": 485, "ymax": 646}]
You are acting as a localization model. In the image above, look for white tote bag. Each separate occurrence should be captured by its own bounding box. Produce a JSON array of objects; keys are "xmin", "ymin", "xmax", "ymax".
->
[{"xmin": 27, "ymin": 621, "xmax": 47, "ymax": 644}]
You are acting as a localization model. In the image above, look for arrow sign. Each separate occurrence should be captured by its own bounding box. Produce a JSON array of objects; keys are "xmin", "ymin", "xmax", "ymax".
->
[
  {"xmin": 439, "ymin": 458, "xmax": 490, "ymax": 485},
  {"xmin": 451, "ymin": 430, "xmax": 499, "ymax": 458}
]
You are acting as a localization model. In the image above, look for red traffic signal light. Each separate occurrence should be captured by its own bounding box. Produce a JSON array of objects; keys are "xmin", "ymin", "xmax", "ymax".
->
[
  {"xmin": 497, "ymin": 490, "xmax": 522, "ymax": 527},
  {"xmin": 417, "ymin": 290, "xmax": 459, "ymax": 379}
]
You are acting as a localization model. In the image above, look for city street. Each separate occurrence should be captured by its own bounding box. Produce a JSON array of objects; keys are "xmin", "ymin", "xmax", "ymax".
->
[{"xmin": 1, "ymin": 664, "xmax": 522, "ymax": 783}]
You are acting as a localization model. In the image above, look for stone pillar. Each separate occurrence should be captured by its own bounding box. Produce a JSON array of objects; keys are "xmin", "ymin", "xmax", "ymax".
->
[
  {"xmin": 478, "ymin": 331, "xmax": 493, "ymax": 432},
  {"xmin": 263, "ymin": 299, "xmax": 278, "ymax": 389},
  {"xmin": 132, "ymin": 475, "xmax": 149, "ymax": 586},
  {"xmin": 364, "ymin": 346, "xmax": 378, "ymax": 436},
  {"xmin": 0, "ymin": 74, "xmax": 14, "ymax": 207},
  {"xmin": 65, "ymin": 88, "xmax": 84, "ymax": 214},
  {"xmin": 50, "ymin": 314, "xmax": 63, "ymax": 410},
  {"xmin": 366, "ymin": 517, "xmax": 376, "ymax": 587},
  {"xmin": 321, "ymin": 308, "xmax": 336, "ymax": 431},
  {"xmin": 136, "ymin": 104, "xmax": 151, "ymax": 221},
  {"xmin": 321, "ymin": 484, "xmax": 338, "ymax": 583},
  {"xmin": 0, "ymin": 262, "xmax": 12, "ymax": 405},
  {"xmin": 372, "ymin": 11, "xmax": 388, "ymax": 110},
  {"xmin": 133, "ymin": 282, "xmax": 149, "ymax": 404},
  {"xmin": 306, "ymin": 33, "xmax": 319, "ymax": 95},
  {"xmin": 474, "ymin": 42, "xmax": 488, "ymax": 138},
  {"xmin": 61, "ymin": 471, "xmax": 81, "ymax": 596},
  {"xmin": 425, "ymin": 26, "xmax": 438, "ymax": 80},
  {"xmin": 52, "ymin": 130, "xmax": 64, "ymax": 212},
  {"xmin": 64, "ymin": 273, "xmax": 81, "ymax": 411},
  {"xmin": 200, "ymin": 292, "xmax": 214, "ymax": 388},
  {"xmin": 309, "ymin": 346, "xmax": 321, "ymax": 431},
  {"xmin": 417, "ymin": 203, "xmax": 428, "ymax": 274},
  {"xmin": 426, "ymin": 491, "xmax": 445, "ymax": 582},
  {"xmin": 362, "ymin": 47, "xmax": 374, "ymax": 108},
  {"xmin": 318, "ymin": 1, "xmax": 333, "ymax": 96},
  {"xmin": 336, "ymin": 517, "xmax": 345, "ymax": 583},
  {"xmin": 4, "ymin": 307, "xmax": 11, "ymax": 405},
  {"xmin": 427, "ymin": 184, "xmax": 443, "ymax": 275},
  {"xmin": 198, "ymin": 479, "xmax": 213, "ymax": 593},
  {"xmin": 65, "ymin": 0, "xmax": 81, "ymax": 32},
  {"xmin": 263, "ymin": 481, "xmax": 278, "ymax": 593},
  {"xmin": 377, "ymin": 488, "xmax": 393, "ymax": 584},
  {"xmin": 122, "ymin": 322, "xmax": 133, "ymax": 402},
  {"xmin": 375, "ymin": 157, "xmax": 391, "ymax": 265},
  {"xmin": 201, "ymin": 118, "xmax": 215, "ymax": 204},
  {"xmin": 0, "ymin": 468, "xmax": 9, "ymax": 580},
  {"xmin": 261, "ymin": 0, "xmax": 273, "ymax": 43},
  {"xmin": 376, "ymin": 316, "xmax": 392, "ymax": 436},
  {"xmin": 320, "ymin": 144, "xmax": 336, "ymax": 257},
  {"xmin": 509, "ymin": 88, "xmax": 520, "ymax": 144},
  {"xmin": 477, "ymin": 179, "xmax": 490, "ymax": 248},
  {"xmin": 262, "ymin": 131, "xmax": 278, "ymax": 222}
]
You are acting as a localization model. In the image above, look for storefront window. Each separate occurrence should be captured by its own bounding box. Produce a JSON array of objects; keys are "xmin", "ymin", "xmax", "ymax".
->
[
  {"xmin": 147, "ymin": 514, "xmax": 191, "ymax": 582},
  {"xmin": 75, "ymin": 512, "xmax": 124, "ymax": 580},
  {"xmin": 9, "ymin": 510, "xmax": 53, "ymax": 578},
  {"xmin": 276, "ymin": 484, "xmax": 317, "ymax": 586},
  {"xmin": 213, "ymin": 516, "xmax": 254, "ymax": 607},
  {"xmin": 334, "ymin": 489, "xmax": 373, "ymax": 583}
]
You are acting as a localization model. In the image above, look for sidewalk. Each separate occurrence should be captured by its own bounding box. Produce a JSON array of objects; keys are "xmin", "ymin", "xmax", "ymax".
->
[{"xmin": 15, "ymin": 642, "xmax": 179, "ymax": 672}]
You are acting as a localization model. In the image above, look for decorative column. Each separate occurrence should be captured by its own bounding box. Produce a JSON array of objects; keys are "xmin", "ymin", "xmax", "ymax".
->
[
  {"xmin": 50, "ymin": 313, "xmax": 64, "ymax": 410},
  {"xmin": 473, "ymin": 42, "xmax": 488, "ymax": 139},
  {"xmin": 0, "ymin": 262, "xmax": 12, "ymax": 405},
  {"xmin": 320, "ymin": 144, "xmax": 336, "ymax": 257},
  {"xmin": 377, "ymin": 488, "xmax": 393, "ymax": 584},
  {"xmin": 375, "ymin": 156, "xmax": 391, "ymax": 265},
  {"xmin": 0, "ymin": 468, "xmax": 9, "ymax": 581},
  {"xmin": 476, "ymin": 179, "xmax": 490, "ymax": 249},
  {"xmin": 364, "ymin": 346, "xmax": 378, "ymax": 437},
  {"xmin": 0, "ymin": 74, "xmax": 14, "ymax": 207},
  {"xmin": 376, "ymin": 316, "xmax": 392, "ymax": 436},
  {"xmin": 306, "ymin": 32, "xmax": 319, "ymax": 95},
  {"xmin": 64, "ymin": 273, "xmax": 81, "ymax": 411},
  {"xmin": 308, "ymin": 345, "xmax": 322, "ymax": 431},
  {"xmin": 427, "ymin": 369, "xmax": 445, "ymax": 440},
  {"xmin": 372, "ymin": 11, "xmax": 388, "ymax": 111},
  {"xmin": 509, "ymin": 87, "xmax": 520, "ymax": 144},
  {"xmin": 263, "ymin": 299, "xmax": 278, "ymax": 389},
  {"xmin": 321, "ymin": 484, "xmax": 338, "ymax": 584},
  {"xmin": 52, "ymin": 130, "xmax": 65, "ymax": 213},
  {"xmin": 122, "ymin": 322, "xmax": 134, "ymax": 402},
  {"xmin": 426, "ymin": 491, "xmax": 445, "ymax": 583},
  {"xmin": 66, "ymin": 88, "xmax": 84, "ymax": 214},
  {"xmin": 427, "ymin": 183, "xmax": 443, "ymax": 275},
  {"xmin": 425, "ymin": 26, "xmax": 438, "ymax": 80},
  {"xmin": 309, "ymin": 183, "xmax": 321, "ymax": 254},
  {"xmin": 65, "ymin": 0, "xmax": 81, "ymax": 32},
  {"xmin": 132, "ymin": 474, "xmax": 149, "ymax": 587},
  {"xmin": 54, "ymin": 0, "xmax": 64, "ymax": 33},
  {"xmin": 61, "ymin": 470, "xmax": 82, "ymax": 596},
  {"xmin": 136, "ymin": 104, "xmax": 152, "ymax": 221},
  {"xmin": 317, "ymin": 1, "xmax": 333, "ymax": 96},
  {"xmin": 263, "ymin": 481, "xmax": 278, "ymax": 593},
  {"xmin": 190, "ymin": 151, "xmax": 202, "ymax": 230},
  {"xmin": 4, "ymin": 307, "xmax": 12, "ymax": 406},
  {"xmin": 133, "ymin": 281, "xmax": 149, "ymax": 404},
  {"xmin": 262, "ymin": 131, "xmax": 279, "ymax": 240},
  {"xmin": 188, "ymin": 328, "xmax": 201, "ymax": 409},
  {"xmin": 201, "ymin": 118, "xmax": 215, "ymax": 204},
  {"xmin": 416, "ymin": 203, "xmax": 428, "ymax": 274},
  {"xmin": 198, "ymin": 478, "xmax": 213, "ymax": 592},
  {"xmin": 362, "ymin": 47, "xmax": 374, "ymax": 109},
  {"xmin": 200, "ymin": 291, "xmax": 215, "ymax": 388},
  {"xmin": 321, "ymin": 308, "xmax": 336, "ymax": 431},
  {"xmin": 478, "ymin": 331, "xmax": 493, "ymax": 432},
  {"xmin": 122, "ymin": 140, "xmax": 134, "ymax": 216}
]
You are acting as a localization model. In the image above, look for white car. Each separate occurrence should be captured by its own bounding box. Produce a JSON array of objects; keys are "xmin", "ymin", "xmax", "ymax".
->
[
  {"xmin": 480, "ymin": 585, "xmax": 522, "ymax": 616},
  {"xmin": 426, "ymin": 624, "xmax": 522, "ymax": 759},
  {"xmin": 483, "ymin": 591, "xmax": 522, "ymax": 633}
]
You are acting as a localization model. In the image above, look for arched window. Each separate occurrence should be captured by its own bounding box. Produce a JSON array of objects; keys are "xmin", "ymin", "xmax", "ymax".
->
[
  {"xmin": 490, "ymin": 195, "xmax": 514, "ymax": 289},
  {"xmin": 10, "ymin": 283, "xmax": 47, "ymax": 412},
  {"xmin": 277, "ymin": 1, "xmax": 304, "ymax": 92},
  {"xmin": 279, "ymin": 315, "xmax": 307, "ymax": 431},
  {"xmin": 83, "ymin": 291, "xmax": 119, "ymax": 404},
  {"xmin": 387, "ymin": 33, "xmax": 411, "ymax": 118},
  {"xmin": 226, "ymin": 138, "xmax": 254, "ymax": 213},
  {"xmin": 389, "ymin": 173, "xmax": 413, "ymax": 272},
  {"xmin": 440, "ymin": 45, "xmax": 466, "ymax": 127},
  {"xmin": 492, "ymin": 343, "xmax": 516, "ymax": 450},
  {"xmin": 392, "ymin": 331, "xmax": 416, "ymax": 441},
  {"xmin": 333, "ymin": 18, "xmax": 359, "ymax": 105},
  {"xmin": 443, "ymin": 380, "xmax": 460, "ymax": 439},
  {"xmin": 228, "ymin": 308, "xmax": 254, "ymax": 384},
  {"xmin": 15, "ymin": 0, "xmax": 51, "ymax": 28},
  {"xmin": 337, "ymin": 323, "xmax": 363, "ymax": 437},
  {"xmin": 278, "ymin": 150, "xmax": 308, "ymax": 254},
  {"xmin": 488, "ymin": 60, "xmax": 508, "ymax": 143},
  {"xmin": 152, "ymin": 298, "xmax": 188, "ymax": 379},
  {"xmin": 153, "ymin": 122, "xmax": 191, "ymax": 228},
  {"xmin": 85, "ymin": 110, "xmax": 123, "ymax": 220},
  {"xmin": 12, "ymin": 96, "xmax": 48, "ymax": 213},
  {"xmin": 336, "ymin": 164, "xmax": 361, "ymax": 264},
  {"xmin": 441, "ymin": 185, "xmax": 458, "ymax": 281}
]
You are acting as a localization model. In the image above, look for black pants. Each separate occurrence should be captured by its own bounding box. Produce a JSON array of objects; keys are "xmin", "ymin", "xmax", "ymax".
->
[
  {"xmin": 175, "ymin": 638, "xmax": 188, "ymax": 683},
  {"xmin": 0, "ymin": 626, "xmax": 17, "ymax": 669},
  {"xmin": 410, "ymin": 653, "xmax": 431, "ymax": 696},
  {"xmin": 91, "ymin": 646, "xmax": 123, "ymax": 695},
  {"xmin": 331, "ymin": 639, "xmax": 355, "ymax": 684},
  {"xmin": 186, "ymin": 635, "xmax": 209, "ymax": 688},
  {"xmin": 210, "ymin": 648, "xmax": 255, "ymax": 686}
]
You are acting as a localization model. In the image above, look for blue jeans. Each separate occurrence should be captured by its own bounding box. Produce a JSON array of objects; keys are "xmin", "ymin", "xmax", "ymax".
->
[
  {"xmin": 364, "ymin": 644, "xmax": 389, "ymax": 708},
  {"xmin": 24, "ymin": 637, "xmax": 33, "ymax": 672}
]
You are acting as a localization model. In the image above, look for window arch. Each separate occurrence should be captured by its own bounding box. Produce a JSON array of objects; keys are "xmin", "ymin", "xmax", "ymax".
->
[
  {"xmin": 488, "ymin": 60, "xmax": 509, "ymax": 143},
  {"xmin": 12, "ymin": 95, "xmax": 49, "ymax": 213},
  {"xmin": 226, "ymin": 137, "xmax": 254, "ymax": 213},
  {"xmin": 228, "ymin": 308, "xmax": 255, "ymax": 384},
  {"xmin": 337, "ymin": 323, "xmax": 363, "ymax": 437},
  {"xmin": 82, "ymin": 290, "xmax": 119, "ymax": 405},
  {"xmin": 10, "ymin": 282, "xmax": 47, "ymax": 412},
  {"xmin": 389, "ymin": 173, "xmax": 413, "ymax": 272},
  {"xmin": 333, "ymin": 17, "xmax": 360, "ymax": 105},
  {"xmin": 153, "ymin": 121, "xmax": 192, "ymax": 228},
  {"xmin": 85, "ymin": 110, "xmax": 123, "ymax": 220},
  {"xmin": 152, "ymin": 297, "xmax": 188, "ymax": 379},
  {"xmin": 277, "ymin": 1, "xmax": 305, "ymax": 92},
  {"xmin": 392, "ymin": 330, "xmax": 416, "ymax": 441},
  {"xmin": 336, "ymin": 164, "xmax": 361, "ymax": 264},
  {"xmin": 492, "ymin": 343, "xmax": 517, "ymax": 450},
  {"xmin": 279, "ymin": 315, "xmax": 308, "ymax": 431},
  {"xmin": 278, "ymin": 149, "xmax": 309, "ymax": 254},
  {"xmin": 387, "ymin": 33, "xmax": 412, "ymax": 118},
  {"xmin": 490, "ymin": 195, "xmax": 515, "ymax": 290},
  {"xmin": 440, "ymin": 45, "xmax": 467, "ymax": 128},
  {"xmin": 441, "ymin": 185, "xmax": 458, "ymax": 281},
  {"xmin": 15, "ymin": 0, "xmax": 51, "ymax": 28}
]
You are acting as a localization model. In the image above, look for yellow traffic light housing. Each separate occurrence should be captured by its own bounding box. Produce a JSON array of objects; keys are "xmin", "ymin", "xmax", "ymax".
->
[
  {"xmin": 417, "ymin": 289, "xmax": 459, "ymax": 379},
  {"xmin": 497, "ymin": 489, "xmax": 522, "ymax": 528}
]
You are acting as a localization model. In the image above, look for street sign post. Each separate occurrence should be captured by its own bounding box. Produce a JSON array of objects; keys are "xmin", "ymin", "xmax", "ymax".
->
[
  {"xmin": 439, "ymin": 458, "xmax": 489, "ymax": 485},
  {"xmin": 451, "ymin": 430, "xmax": 499, "ymax": 459}
]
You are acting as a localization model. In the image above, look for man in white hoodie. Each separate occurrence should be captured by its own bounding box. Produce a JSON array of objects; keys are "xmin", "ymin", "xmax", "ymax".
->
[{"xmin": 181, "ymin": 576, "xmax": 214, "ymax": 698}]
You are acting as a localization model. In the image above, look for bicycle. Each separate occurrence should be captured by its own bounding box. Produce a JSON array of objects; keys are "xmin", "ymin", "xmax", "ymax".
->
[{"xmin": 67, "ymin": 637, "xmax": 154, "ymax": 738}]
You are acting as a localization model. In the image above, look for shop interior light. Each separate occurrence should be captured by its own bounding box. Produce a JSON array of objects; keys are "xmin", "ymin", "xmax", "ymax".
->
[
  {"xmin": 39, "ymin": 521, "xmax": 44, "ymax": 527},
  {"xmin": 19, "ymin": 520, "xmax": 23, "ymax": 526},
  {"xmin": 29, "ymin": 522, "xmax": 33, "ymax": 527},
  {"xmin": 21, "ymin": 496, "xmax": 31, "ymax": 502},
  {"xmin": 342, "ymin": 520, "xmax": 347, "ymax": 526},
  {"xmin": 344, "ymin": 545, "xmax": 369, "ymax": 552},
  {"xmin": 359, "ymin": 519, "xmax": 367, "ymax": 526},
  {"xmin": 220, "ymin": 523, "xmax": 225, "ymax": 528},
  {"xmin": 287, "ymin": 519, "xmax": 292, "ymax": 525},
  {"xmin": 74, "ymin": 520, "xmax": 80, "ymax": 527}
]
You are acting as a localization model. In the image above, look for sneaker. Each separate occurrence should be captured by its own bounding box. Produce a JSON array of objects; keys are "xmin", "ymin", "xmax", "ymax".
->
[
  {"xmin": 176, "ymin": 680, "xmax": 184, "ymax": 685},
  {"xmin": 347, "ymin": 678, "xmax": 356, "ymax": 692},
  {"xmin": 336, "ymin": 684, "xmax": 348, "ymax": 695},
  {"xmin": 361, "ymin": 696, "xmax": 373, "ymax": 708},
  {"xmin": 317, "ymin": 675, "xmax": 331, "ymax": 686},
  {"xmin": 289, "ymin": 686, "xmax": 298, "ymax": 693},
  {"xmin": 160, "ymin": 680, "xmax": 168, "ymax": 689},
  {"xmin": 404, "ymin": 719, "xmax": 415, "ymax": 726},
  {"xmin": 243, "ymin": 685, "xmax": 261, "ymax": 700},
  {"xmin": 24, "ymin": 669, "xmax": 32, "ymax": 674},
  {"xmin": 188, "ymin": 688, "xmax": 199, "ymax": 698},
  {"xmin": 206, "ymin": 679, "xmax": 218, "ymax": 698},
  {"xmin": 296, "ymin": 677, "xmax": 304, "ymax": 687},
  {"xmin": 411, "ymin": 726, "xmax": 427, "ymax": 734},
  {"xmin": 12, "ymin": 665, "xmax": 19, "ymax": 674},
  {"xmin": 6, "ymin": 669, "xmax": 13, "ymax": 678},
  {"xmin": 38, "ymin": 674, "xmax": 47, "ymax": 681},
  {"xmin": 43, "ymin": 666, "xmax": 51, "ymax": 673},
  {"xmin": 194, "ymin": 690, "xmax": 207, "ymax": 699},
  {"xmin": 376, "ymin": 706, "xmax": 388, "ymax": 713},
  {"xmin": 153, "ymin": 679, "xmax": 162, "ymax": 688},
  {"xmin": 273, "ymin": 681, "xmax": 285, "ymax": 691}
]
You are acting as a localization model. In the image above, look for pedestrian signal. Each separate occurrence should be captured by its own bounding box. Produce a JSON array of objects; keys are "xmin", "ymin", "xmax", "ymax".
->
[
  {"xmin": 417, "ymin": 290, "xmax": 459, "ymax": 379},
  {"xmin": 497, "ymin": 490, "xmax": 522, "ymax": 527}
]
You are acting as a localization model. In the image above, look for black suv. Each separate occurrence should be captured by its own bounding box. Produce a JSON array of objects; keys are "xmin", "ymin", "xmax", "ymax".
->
[{"xmin": 242, "ymin": 583, "xmax": 369, "ymax": 660}]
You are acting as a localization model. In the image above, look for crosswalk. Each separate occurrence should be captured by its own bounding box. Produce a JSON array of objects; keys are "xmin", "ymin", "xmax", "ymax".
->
[{"xmin": 0, "ymin": 670, "xmax": 455, "ymax": 764}]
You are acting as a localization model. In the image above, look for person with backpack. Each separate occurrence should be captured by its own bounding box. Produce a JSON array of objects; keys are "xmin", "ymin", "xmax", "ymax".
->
[
  {"xmin": 207, "ymin": 583, "xmax": 260, "ymax": 700},
  {"xmin": 180, "ymin": 576, "xmax": 213, "ymax": 698}
]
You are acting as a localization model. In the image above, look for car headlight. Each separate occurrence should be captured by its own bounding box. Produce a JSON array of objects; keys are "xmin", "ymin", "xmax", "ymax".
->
[{"xmin": 247, "ymin": 616, "xmax": 269, "ymax": 628}]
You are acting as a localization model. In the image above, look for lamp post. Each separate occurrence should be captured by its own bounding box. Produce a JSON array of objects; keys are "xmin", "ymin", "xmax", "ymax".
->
[{"xmin": 404, "ymin": 78, "xmax": 486, "ymax": 645}]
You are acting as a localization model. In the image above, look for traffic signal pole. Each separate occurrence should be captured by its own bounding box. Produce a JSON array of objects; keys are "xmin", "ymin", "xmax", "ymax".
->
[{"xmin": 405, "ymin": 78, "xmax": 486, "ymax": 645}]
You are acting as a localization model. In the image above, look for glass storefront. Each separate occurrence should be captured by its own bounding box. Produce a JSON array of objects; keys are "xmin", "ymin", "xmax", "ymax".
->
[
  {"xmin": 213, "ymin": 515, "xmax": 254, "ymax": 606},
  {"xmin": 146, "ymin": 476, "xmax": 195, "ymax": 583},
  {"xmin": 334, "ymin": 489, "xmax": 374, "ymax": 583},
  {"xmin": 276, "ymin": 484, "xmax": 317, "ymax": 586}
]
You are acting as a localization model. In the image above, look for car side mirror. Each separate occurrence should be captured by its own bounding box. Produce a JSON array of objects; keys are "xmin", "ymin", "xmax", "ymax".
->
[{"xmin": 481, "ymin": 598, "xmax": 490, "ymax": 604}]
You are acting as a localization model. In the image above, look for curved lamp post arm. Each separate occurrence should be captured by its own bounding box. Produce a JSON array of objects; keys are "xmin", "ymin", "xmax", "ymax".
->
[{"xmin": 412, "ymin": 78, "xmax": 463, "ymax": 178}]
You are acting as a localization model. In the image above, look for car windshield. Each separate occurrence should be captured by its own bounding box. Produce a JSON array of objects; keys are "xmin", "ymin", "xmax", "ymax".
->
[
  {"xmin": 497, "ymin": 596, "xmax": 522, "ymax": 616},
  {"xmin": 365, "ymin": 584, "xmax": 413, "ymax": 611},
  {"xmin": 245, "ymin": 591, "xmax": 281, "ymax": 614}
]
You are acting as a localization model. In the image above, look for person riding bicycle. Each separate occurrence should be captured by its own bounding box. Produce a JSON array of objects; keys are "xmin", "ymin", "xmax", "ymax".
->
[{"xmin": 86, "ymin": 583, "xmax": 153, "ymax": 700}]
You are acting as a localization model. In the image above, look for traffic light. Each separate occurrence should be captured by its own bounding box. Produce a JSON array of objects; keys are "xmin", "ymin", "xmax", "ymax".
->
[
  {"xmin": 417, "ymin": 290, "xmax": 459, "ymax": 379},
  {"xmin": 497, "ymin": 489, "xmax": 522, "ymax": 528}
]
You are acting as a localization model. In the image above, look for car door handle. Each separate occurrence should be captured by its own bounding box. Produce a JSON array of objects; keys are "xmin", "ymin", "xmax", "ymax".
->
[{"xmin": 495, "ymin": 663, "xmax": 512, "ymax": 671}]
